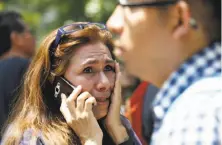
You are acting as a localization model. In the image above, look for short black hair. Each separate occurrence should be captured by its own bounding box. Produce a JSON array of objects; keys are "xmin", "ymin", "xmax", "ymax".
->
[
  {"xmin": 0, "ymin": 11, "xmax": 25, "ymax": 56},
  {"xmin": 157, "ymin": 0, "xmax": 221, "ymax": 42},
  {"xmin": 187, "ymin": 0, "xmax": 221, "ymax": 42}
]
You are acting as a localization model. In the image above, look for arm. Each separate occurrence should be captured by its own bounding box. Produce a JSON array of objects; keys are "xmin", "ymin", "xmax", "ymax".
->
[
  {"xmin": 119, "ymin": 115, "xmax": 142, "ymax": 145},
  {"xmin": 104, "ymin": 116, "xmax": 142, "ymax": 145}
]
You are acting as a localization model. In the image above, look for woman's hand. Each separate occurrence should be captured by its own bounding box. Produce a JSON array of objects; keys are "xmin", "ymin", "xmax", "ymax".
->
[
  {"xmin": 60, "ymin": 86, "xmax": 103, "ymax": 145},
  {"xmin": 104, "ymin": 62, "xmax": 129, "ymax": 144}
]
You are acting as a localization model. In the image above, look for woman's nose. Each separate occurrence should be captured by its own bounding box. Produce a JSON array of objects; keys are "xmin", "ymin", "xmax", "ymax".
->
[
  {"xmin": 106, "ymin": 5, "xmax": 124, "ymax": 36},
  {"xmin": 96, "ymin": 72, "xmax": 110, "ymax": 92}
]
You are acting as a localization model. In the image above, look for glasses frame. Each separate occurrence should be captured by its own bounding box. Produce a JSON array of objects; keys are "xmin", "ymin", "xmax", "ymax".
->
[{"xmin": 118, "ymin": 0, "xmax": 178, "ymax": 7}]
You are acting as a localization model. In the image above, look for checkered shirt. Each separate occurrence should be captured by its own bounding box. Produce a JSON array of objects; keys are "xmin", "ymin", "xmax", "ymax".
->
[{"xmin": 151, "ymin": 42, "xmax": 222, "ymax": 145}]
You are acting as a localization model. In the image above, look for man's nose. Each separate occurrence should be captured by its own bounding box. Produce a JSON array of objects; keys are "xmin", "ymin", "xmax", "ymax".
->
[
  {"xmin": 96, "ymin": 72, "xmax": 110, "ymax": 92},
  {"xmin": 106, "ymin": 5, "xmax": 124, "ymax": 35}
]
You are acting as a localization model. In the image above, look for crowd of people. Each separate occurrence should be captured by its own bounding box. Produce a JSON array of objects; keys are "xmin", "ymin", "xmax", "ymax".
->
[{"xmin": 0, "ymin": 0, "xmax": 221, "ymax": 144}]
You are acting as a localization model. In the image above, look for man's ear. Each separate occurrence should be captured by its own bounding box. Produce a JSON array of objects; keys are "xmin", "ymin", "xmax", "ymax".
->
[
  {"xmin": 10, "ymin": 31, "xmax": 23, "ymax": 46},
  {"xmin": 172, "ymin": 1, "xmax": 190, "ymax": 39}
]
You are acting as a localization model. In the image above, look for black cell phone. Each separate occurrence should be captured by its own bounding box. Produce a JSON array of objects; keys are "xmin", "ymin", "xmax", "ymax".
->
[{"xmin": 52, "ymin": 76, "xmax": 76, "ymax": 103}]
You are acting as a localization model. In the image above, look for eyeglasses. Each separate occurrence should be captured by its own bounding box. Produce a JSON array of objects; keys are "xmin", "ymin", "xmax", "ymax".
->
[
  {"xmin": 49, "ymin": 22, "xmax": 107, "ymax": 58},
  {"xmin": 118, "ymin": 0, "xmax": 178, "ymax": 7}
]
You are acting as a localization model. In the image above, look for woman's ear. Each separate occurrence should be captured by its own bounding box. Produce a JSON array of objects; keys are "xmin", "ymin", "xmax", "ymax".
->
[{"xmin": 172, "ymin": 1, "xmax": 191, "ymax": 39}]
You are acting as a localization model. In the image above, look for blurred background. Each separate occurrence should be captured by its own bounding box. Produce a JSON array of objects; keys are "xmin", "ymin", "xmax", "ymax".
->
[{"xmin": 0, "ymin": 0, "xmax": 117, "ymax": 45}]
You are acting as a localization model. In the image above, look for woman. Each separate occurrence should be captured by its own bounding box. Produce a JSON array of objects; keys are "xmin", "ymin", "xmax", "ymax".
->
[{"xmin": 1, "ymin": 22, "xmax": 141, "ymax": 145}]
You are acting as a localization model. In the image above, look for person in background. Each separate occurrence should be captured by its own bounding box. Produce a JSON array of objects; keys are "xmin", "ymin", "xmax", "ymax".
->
[
  {"xmin": 0, "ymin": 10, "xmax": 35, "ymax": 137},
  {"xmin": 0, "ymin": 11, "xmax": 35, "ymax": 59},
  {"xmin": 124, "ymin": 81, "xmax": 148, "ymax": 145},
  {"xmin": 124, "ymin": 82, "xmax": 159, "ymax": 145},
  {"xmin": 107, "ymin": 0, "xmax": 221, "ymax": 144}
]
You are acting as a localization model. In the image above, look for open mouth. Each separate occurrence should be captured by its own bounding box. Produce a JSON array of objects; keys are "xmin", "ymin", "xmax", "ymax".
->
[{"xmin": 96, "ymin": 97, "xmax": 110, "ymax": 105}]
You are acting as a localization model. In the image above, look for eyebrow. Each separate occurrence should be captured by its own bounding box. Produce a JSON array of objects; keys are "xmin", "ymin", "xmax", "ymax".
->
[{"xmin": 82, "ymin": 59, "xmax": 115, "ymax": 66}]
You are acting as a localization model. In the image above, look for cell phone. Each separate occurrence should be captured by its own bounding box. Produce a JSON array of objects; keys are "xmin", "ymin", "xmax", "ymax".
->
[{"xmin": 52, "ymin": 76, "xmax": 76, "ymax": 103}]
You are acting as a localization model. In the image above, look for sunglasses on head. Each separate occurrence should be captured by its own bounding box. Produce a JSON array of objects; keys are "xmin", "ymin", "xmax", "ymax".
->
[
  {"xmin": 118, "ymin": 0, "xmax": 178, "ymax": 7},
  {"xmin": 49, "ymin": 22, "xmax": 107, "ymax": 65}
]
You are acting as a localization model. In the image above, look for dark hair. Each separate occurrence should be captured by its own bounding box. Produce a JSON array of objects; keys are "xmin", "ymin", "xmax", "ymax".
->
[
  {"xmin": 157, "ymin": 0, "xmax": 221, "ymax": 41},
  {"xmin": 0, "ymin": 11, "xmax": 25, "ymax": 56},
  {"xmin": 207, "ymin": 0, "xmax": 221, "ymax": 41},
  {"xmin": 188, "ymin": 0, "xmax": 221, "ymax": 42}
]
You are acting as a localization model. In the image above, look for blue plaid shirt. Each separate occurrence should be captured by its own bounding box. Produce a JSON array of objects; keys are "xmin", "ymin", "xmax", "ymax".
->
[{"xmin": 151, "ymin": 42, "xmax": 222, "ymax": 145}]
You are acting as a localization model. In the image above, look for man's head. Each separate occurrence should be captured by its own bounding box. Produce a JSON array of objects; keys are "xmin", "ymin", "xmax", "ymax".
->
[
  {"xmin": 0, "ymin": 11, "xmax": 36, "ymax": 58},
  {"xmin": 107, "ymin": 0, "xmax": 221, "ymax": 87}
]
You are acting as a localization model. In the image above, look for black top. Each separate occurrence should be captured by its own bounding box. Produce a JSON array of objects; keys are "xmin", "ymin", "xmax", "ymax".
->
[{"xmin": 0, "ymin": 57, "xmax": 29, "ymax": 133}]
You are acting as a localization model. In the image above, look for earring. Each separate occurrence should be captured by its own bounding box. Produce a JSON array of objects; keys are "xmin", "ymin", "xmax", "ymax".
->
[{"xmin": 189, "ymin": 18, "xmax": 198, "ymax": 29}]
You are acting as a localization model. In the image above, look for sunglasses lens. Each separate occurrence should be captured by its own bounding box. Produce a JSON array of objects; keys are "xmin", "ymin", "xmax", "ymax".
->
[
  {"xmin": 62, "ymin": 24, "xmax": 82, "ymax": 33},
  {"xmin": 119, "ymin": 0, "xmax": 178, "ymax": 7},
  {"xmin": 119, "ymin": 0, "xmax": 144, "ymax": 5},
  {"xmin": 62, "ymin": 23, "xmax": 106, "ymax": 33},
  {"xmin": 91, "ymin": 23, "xmax": 106, "ymax": 30},
  {"xmin": 119, "ymin": 0, "xmax": 128, "ymax": 5}
]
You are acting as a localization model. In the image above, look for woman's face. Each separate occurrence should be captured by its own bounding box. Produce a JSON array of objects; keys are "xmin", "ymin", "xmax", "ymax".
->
[{"xmin": 64, "ymin": 41, "xmax": 116, "ymax": 119}]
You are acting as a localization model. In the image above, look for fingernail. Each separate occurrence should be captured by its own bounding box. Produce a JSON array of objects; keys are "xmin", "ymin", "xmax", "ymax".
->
[
  {"xmin": 77, "ymin": 85, "xmax": 82, "ymax": 89},
  {"xmin": 61, "ymin": 93, "xmax": 65, "ymax": 99}
]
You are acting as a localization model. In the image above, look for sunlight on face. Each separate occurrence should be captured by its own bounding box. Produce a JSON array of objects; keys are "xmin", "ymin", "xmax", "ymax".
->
[
  {"xmin": 107, "ymin": 4, "xmax": 171, "ymax": 82},
  {"xmin": 64, "ymin": 41, "xmax": 116, "ymax": 119}
]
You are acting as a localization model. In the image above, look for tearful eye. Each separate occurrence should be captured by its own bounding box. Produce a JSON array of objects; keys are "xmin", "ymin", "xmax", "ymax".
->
[
  {"xmin": 104, "ymin": 65, "xmax": 114, "ymax": 72},
  {"xmin": 83, "ymin": 67, "xmax": 93, "ymax": 73}
]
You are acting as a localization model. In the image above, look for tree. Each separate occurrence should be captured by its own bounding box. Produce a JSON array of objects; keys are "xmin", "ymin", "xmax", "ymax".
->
[{"xmin": 1, "ymin": 0, "xmax": 116, "ymax": 44}]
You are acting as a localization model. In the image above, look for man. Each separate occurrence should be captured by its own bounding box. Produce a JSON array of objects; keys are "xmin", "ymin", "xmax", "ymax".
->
[
  {"xmin": 0, "ymin": 11, "xmax": 35, "ymax": 135},
  {"xmin": 107, "ymin": 0, "xmax": 221, "ymax": 144}
]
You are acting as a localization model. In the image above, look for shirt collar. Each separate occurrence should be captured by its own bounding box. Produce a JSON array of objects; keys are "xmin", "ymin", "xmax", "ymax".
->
[{"xmin": 153, "ymin": 42, "xmax": 221, "ymax": 131}]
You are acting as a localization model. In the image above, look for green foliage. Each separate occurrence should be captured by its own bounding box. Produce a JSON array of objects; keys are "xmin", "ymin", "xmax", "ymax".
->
[
  {"xmin": 0, "ymin": 0, "xmax": 116, "ymax": 45},
  {"xmin": 0, "ymin": 2, "xmax": 4, "ymax": 10}
]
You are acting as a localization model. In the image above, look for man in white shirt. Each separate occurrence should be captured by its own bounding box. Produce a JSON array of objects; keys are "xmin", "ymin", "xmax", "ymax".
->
[{"xmin": 107, "ymin": 0, "xmax": 221, "ymax": 144}]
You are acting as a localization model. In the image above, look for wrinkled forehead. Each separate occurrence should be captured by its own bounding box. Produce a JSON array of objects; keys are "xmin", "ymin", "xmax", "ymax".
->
[{"xmin": 73, "ymin": 42, "xmax": 113, "ymax": 59}]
